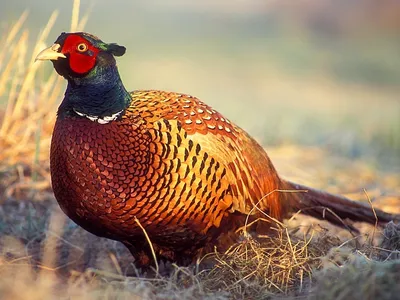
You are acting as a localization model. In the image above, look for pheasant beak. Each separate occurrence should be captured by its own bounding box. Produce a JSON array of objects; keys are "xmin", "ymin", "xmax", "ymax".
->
[{"xmin": 35, "ymin": 43, "xmax": 66, "ymax": 61}]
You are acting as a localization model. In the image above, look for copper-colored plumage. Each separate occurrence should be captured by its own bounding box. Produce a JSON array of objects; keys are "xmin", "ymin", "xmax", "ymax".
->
[
  {"xmin": 51, "ymin": 90, "xmax": 284, "ymax": 263},
  {"xmin": 38, "ymin": 32, "xmax": 397, "ymax": 267},
  {"xmin": 50, "ymin": 90, "xmax": 396, "ymax": 266}
]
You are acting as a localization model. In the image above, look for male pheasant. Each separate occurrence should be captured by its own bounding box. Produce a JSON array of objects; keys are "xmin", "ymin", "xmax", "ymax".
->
[{"xmin": 36, "ymin": 32, "xmax": 397, "ymax": 267}]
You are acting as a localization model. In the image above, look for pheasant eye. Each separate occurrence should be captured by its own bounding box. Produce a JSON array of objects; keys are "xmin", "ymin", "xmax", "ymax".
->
[{"xmin": 76, "ymin": 43, "xmax": 88, "ymax": 52}]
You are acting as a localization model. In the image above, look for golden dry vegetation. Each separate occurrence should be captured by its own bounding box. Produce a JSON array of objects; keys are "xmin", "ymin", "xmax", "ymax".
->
[{"xmin": 1, "ymin": 1, "xmax": 399, "ymax": 299}]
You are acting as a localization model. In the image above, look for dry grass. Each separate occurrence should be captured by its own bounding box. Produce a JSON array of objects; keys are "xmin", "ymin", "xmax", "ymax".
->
[
  {"xmin": 311, "ymin": 257, "xmax": 400, "ymax": 300},
  {"xmin": 0, "ymin": 0, "xmax": 88, "ymax": 181},
  {"xmin": 1, "ymin": 2, "xmax": 400, "ymax": 299},
  {"xmin": 0, "ymin": 156, "xmax": 399, "ymax": 299},
  {"xmin": 1, "ymin": 11, "xmax": 59, "ymax": 165},
  {"xmin": 0, "ymin": 198, "xmax": 330, "ymax": 299},
  {"xmin": 200, "ymin": 227, "xmax": 335, "ymax": 298},
  {"xmin": 0, "ymin": 194, "xmax": 399, "ymax": 299},
  {"xmin": 0, "ymin": 1, "xmax": 91, "ymax": 208}
]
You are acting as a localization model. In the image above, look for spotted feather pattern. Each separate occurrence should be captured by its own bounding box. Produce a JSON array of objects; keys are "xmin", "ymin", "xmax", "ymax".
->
[{"xmin": 51, "ymin": 90, "xmax": 286, "ymax": 263}]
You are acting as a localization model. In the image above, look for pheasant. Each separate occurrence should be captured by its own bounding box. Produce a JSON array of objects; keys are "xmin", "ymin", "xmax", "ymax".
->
[{"xmin": 36, "ymin": 32, "xmax": 398, "ymax": 267}]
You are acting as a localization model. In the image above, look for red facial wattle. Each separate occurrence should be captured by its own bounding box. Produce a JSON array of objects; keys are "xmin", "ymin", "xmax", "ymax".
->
[{"xmin": 61, "ymin": 35, "xmax": 100, "ymax": 74}]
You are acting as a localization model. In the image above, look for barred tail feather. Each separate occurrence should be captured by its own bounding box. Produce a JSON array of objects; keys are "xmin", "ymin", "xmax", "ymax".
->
[{"xmin": 282, "ymin": 180, "xmax": 399, "ymax": 228}]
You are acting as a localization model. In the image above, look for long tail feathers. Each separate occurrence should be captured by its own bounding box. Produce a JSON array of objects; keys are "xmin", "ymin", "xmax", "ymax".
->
[{"xmin": 283, "ymin": 180, "xmax": 399, "ymax": 229}]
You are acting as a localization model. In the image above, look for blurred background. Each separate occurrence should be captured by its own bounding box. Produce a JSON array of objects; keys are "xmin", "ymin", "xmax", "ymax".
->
[
  {"xmin": 1, "ymin": 0, "xmax": 399, "ymax": 171},
  {"xmin": 0, "ymin": 3, "xmax": 399, "ymax": 297}
]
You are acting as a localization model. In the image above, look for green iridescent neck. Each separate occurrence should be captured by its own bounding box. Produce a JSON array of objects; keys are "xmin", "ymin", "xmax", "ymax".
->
[{"xmin": 58, "ymin": 63, "xmax": 131, "ymax": 118}]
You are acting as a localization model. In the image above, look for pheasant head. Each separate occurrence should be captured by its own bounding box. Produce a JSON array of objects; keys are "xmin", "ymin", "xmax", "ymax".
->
[
  {"xmin": 36, "ymin": 32, "xmax": 130, "ymax": 121},
  {"xmin": 36, "ymin": 32, "xmax": 126, "ymax": 79}
]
